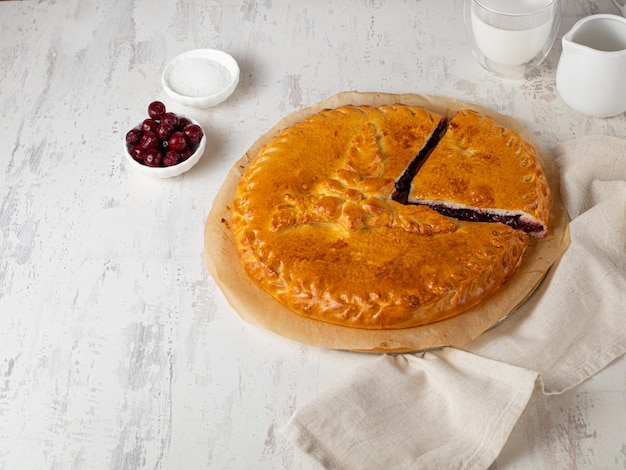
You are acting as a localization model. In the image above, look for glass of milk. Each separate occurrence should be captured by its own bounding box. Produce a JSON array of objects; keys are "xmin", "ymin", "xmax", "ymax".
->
[{"xmin": 464, "ymin": 0, "xmax": 561, "ymax": 78}]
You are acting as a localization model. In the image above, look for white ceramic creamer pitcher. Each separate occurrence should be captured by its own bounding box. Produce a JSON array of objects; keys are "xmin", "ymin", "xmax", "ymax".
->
[{"xmin": 556, "ymin": 14, "xmax": 626, "ymax": 117}]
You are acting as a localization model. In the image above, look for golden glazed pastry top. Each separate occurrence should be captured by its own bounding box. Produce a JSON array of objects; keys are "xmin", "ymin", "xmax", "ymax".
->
[{"xmin": 231, "ymin": 104, "xmax": 543, "ymax": 330}]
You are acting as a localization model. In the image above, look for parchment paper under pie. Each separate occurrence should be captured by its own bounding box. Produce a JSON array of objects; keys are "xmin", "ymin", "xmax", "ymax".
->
[{"xmin": 204, "ymin": 92, "xmax": 570, "ymax": 353}]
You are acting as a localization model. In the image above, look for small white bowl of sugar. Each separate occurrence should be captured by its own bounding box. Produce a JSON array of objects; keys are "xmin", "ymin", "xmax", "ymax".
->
[{"xmin": 162, "ymin": 48, "xmax": 240, "ymax": 108}]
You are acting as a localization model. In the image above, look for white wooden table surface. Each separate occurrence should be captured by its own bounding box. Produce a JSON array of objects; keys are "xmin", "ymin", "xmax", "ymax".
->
[{"xmin": 1, "ymin": 1, "xmax": 625, "ymax": 469}]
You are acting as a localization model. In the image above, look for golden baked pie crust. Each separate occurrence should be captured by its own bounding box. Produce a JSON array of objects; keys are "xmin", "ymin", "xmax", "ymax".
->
[
  {"xmin": 231, "ymin": 104, "xmax": 534, "ymax": 330},
  {"xmin": 204, "ymin": 92, "xmax": 570, "ymax": 353}
]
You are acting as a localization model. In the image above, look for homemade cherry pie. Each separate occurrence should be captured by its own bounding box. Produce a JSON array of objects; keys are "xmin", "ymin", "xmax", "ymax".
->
[{"xmin": 230, "ymin": 103, "xmax": 551, "ymax": 330}]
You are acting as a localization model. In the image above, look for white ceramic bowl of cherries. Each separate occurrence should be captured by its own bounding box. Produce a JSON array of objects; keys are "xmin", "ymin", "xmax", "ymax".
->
[{"xmin": 124, "ymin": 101, "xmax": 206, "ymax": 178}]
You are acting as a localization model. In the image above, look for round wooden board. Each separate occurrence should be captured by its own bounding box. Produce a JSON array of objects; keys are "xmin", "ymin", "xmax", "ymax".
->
[{"xmin": 204, "ymin": 92, "xmax": 570, "ymax": 353}]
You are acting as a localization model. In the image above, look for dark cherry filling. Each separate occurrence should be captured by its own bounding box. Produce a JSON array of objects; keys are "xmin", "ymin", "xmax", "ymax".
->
[
  {"xmin": 392, "ymin": 118, "xmax": 448, "ymax": 204},
  {"xmin": 424, "ymin": 204, "xmax": 542, "ymax": 233}
]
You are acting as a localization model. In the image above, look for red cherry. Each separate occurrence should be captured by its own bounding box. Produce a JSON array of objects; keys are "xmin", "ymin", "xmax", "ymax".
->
[
  {"xmin": 156, "ymin": 122, "xmax": 174, "ymax": 141},
  {"xmin": 141, "ymin": 119, "xmax": 158, "ymax": 133},
  {"xmin": 183, "ymin": 124, "xmax": 203, "ymax": 146},
  {"xmin": 144, "ymin": 148, "xmax": 163, "ymax": 167},
  {"xmin": 168, "ymin": 131, "xmax": 187, "ymax": 151},
  {"xmin": 148, "ymin": 101, "xmax": 166, "ymax": 120},
  {"xmin": 126, "ymin": 128, "xmax": 142, "ymax": 146},
  {"xmin": 163, "ymin": 150, "xmax": 181, "ymax": 167},
  {"xmin": 178, "ymin": 117, "xmax": 192, "ymax": 129},
  {"xmin": 140, "ymin": 131, "xmax": 160, "ymax": 150},
  {"xmin": 129, "ymin": 145, "xmax": 144, "ymax": 162},
  {"xmin": 179, "ymin": 146, "xmax": 192, "ymax": 161},
  {"xmin": 161, "ymin": 112, "xmax": 179, "ymax": 129}
]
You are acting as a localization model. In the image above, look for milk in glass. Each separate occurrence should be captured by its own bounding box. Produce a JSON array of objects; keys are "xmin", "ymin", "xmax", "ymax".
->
[{"xmin": 471, "ymin": 0, "xmax": 554, "ymax": 67}]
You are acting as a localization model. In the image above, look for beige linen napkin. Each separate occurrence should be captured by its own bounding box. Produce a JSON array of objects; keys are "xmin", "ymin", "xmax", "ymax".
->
[{"xmin": 281, "ymin": 136, "xmax": 626, "ymax": 469}]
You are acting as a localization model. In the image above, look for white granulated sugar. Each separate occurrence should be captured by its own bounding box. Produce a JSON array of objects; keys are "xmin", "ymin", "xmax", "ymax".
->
[{"xmin": 168, "ymin": 58, "xmax": 232, "ymax": 97}]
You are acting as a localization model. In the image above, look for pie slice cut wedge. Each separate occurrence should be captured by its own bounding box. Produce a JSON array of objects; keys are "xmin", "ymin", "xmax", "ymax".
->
[{"xmin": 408, "ymin": 109, "xmax": 551, "ymax": 237}]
